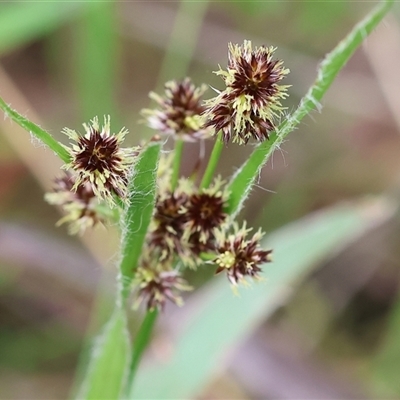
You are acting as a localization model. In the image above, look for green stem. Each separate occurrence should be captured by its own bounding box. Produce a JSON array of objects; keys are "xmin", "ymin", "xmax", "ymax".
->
[
  {"xmin": 171, "ymin": 139, "xmax": 184, "ymax": 191},
  {"xmin": 199, "ymin": 133, "xmax": 224, "ymax": 190},
  {"xmin": 128, "ymin": 309, "xmax": 158, "ymax": 389},
  {"xmin": 0, "ymin": 96, "xmax": 70, "ymax": 163}
]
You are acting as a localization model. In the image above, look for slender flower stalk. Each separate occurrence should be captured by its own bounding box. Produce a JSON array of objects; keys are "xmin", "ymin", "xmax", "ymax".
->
[
  {"xmin": 171, "ymin": 139, "xmax": 184, "ymax": 190},
  {"xmin": 199, "ymin": 132, "xmax": 224, "ymax": 190}
]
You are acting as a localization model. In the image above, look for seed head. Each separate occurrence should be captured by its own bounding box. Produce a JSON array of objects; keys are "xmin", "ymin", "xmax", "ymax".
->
[
  {"xmin": 142, "ymin": 78, "xmax": 212, "ymax": 141},
  {"xmin": 182, "ymin": 177, "xmax": 229, "ymax": 249},
  {"xmin": 149, "ymin": 190, "xmax": 191, "ymax": 263},
  {"xmin": 213, "ymin": 222, "xmax": 272, "ymax": 286},
  {"xmin": 133, "ymin": 263, "xmax": 192, "ymax": 311},
  {"xmin": 62, "ymin": 116, "xmax": 139, "ymax": 207},
  {"xmin": 204, "ymin": 40, "xmax": 290, "ymax": 144},
  {"xmin": 45, "ymin": 172, "xmax": 103, "ymax": 235}
]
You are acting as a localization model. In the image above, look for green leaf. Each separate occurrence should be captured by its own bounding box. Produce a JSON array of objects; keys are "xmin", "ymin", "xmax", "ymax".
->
[
  {"xmin": 0, "ymin": 96, "xmax": 70, "ymax": 163},
  {"xmin": 372, "ymin": 296, "xmax": 400, "ymax": 397},
  {"xmin": 130, "ymin": 199, "xmax": 392, "ymax": 399},
  {"xmin": 0, "ymin": 2, "xmax": 83, "ymax": 55},
  {"xmin": 78, "ymin": 307, "xmax": 130, "ymax": 400},
  {"xmin": 118, "ymin": 141, "xmax": 161, "ymax": 301},
  {"xmin": 226, "ymin": 0, "xmax": 393, "ymax": 217}
]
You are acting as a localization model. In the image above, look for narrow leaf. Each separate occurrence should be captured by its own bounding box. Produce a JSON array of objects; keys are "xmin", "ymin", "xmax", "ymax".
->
[
  {"xmin": 372, "ymin": 296, "xmax": 400, "ymax": 396},
  {"xmin": 0, "ymin": 96, "xmax": 70, "ymax": 163},
  {"xmin": 78, "ymin": 307, "xmax": 130, "ymax": 400},
  {"xmin": 226, "ymin": 0, "xmax": 393, "ymax": 216},
  {"xmin": 118, "ymin": 141, "xmax": 161, "ymax": 301},
  {"xmin": 131, "ymin": 199, "xmax": 393, "ymax": 399}
]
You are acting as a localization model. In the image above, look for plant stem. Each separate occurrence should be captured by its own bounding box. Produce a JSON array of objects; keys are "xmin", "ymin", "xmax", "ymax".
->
[
  {"xmin": 0, "ymin": 96, "xmax": 70, "ymax": 163},
  {"xmin": 199, "ymin": 132, "xmax": 224, "ymax": 190},
  {"xmin": 171, "ymin": 139, "xmax": 184, "ymax": 191},
  {"xmin": 128, "ymin": 309, "xmax": 158, "ymax": 389}
]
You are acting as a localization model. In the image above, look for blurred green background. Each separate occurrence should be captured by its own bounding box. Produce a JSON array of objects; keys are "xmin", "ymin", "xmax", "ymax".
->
[{"xmin": 1, "ymin": 1, "xmax": 400, "ymax": 398}]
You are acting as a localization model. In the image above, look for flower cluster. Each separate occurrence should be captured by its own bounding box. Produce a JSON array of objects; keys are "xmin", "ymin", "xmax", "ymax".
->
[
  {"xmin": 203, "ymin": 40, "xmax": 290, "ymax": 144},
  {"xmin": 45, "ymin": 172, "xmax": 105, "ymax": 235},
  {"xmin": 214, "ymin": 222, "xmax": 272, "ymax": 287},
  {"xmin": 45, "ymin": 40, "xmax": 283, "ymax": 311},
  {"xmin": 142, "ymin": 77, "xmax": 212, "ymax": 141},
  {"xmin": 62, "ymin": 115, "xmax": 139, "ymax": 207},
  {"xmin": 148, "ymin": 176, "xmax": 229, "ymax": 269},
  {"xmin": 132, "ymin": 257, "xmax": 192, "ymax": 311}
]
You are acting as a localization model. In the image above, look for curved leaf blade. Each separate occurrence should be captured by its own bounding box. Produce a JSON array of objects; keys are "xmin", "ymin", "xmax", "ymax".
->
[
  {"xmin": 118, "ymin": 141, "xmax": 161, "ymax": 301},
  {"xmin": 131, "ymin": 199, "xmax": 393, "ymax": 399},
  {"xmin": 78, "ymin": 307, "xmax": 130, "ymax": 400},
  {"xmin": 226, "ymin": 0, "xmax": 393, "ymax": 216}
]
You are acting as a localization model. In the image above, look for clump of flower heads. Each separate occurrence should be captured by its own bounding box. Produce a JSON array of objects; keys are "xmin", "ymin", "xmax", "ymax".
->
[
  {"xmin": 203, "ymin": 40, "xmax": 290, "ymax": 144},
  {"xmin": 146, "ymin": 175, "xmax": 229, "ymax": 270},
  {"xmin": 62, "ymin": 115, "xmax": 140, "ymax": 207},
  {"xmin": 132, "ymin": 256, "xmax": 192, "ymax": 311},
  {"xmin": 142, "ymin": 77, "xmax": 212, "ymax": 141},
  {"xmin": 213, "ymin": 222, "xmax": 272, "ymax": 287},
  {"xmin": 45, "ymin": 172, "xmax": 105, "ymax": 235},
  {"xmin": 45, "ymin": 40, "xmax": 284, "ymax": 311}
]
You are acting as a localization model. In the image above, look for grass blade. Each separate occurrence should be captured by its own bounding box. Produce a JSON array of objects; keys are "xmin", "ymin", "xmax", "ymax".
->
[
  {"xmin": 372, "ymin": 296, "xmax": 400, "ymax": 396},
  {"xmin": 118, "ymin": 141, "xmax": 161, "ymax": 302},
  {"xmin": 78, "ymin": 307, "xmax": 130, "ymax": 400},
  {"xmin": 131, "ymin": 199, "xmax": 392, "ymax": 399},
  {"xmin": 0, "ymin": 96, "xmax": 70, "ymax": 163},
  {"xmin": 226, "ymin": 0, "xmax": 393, "ymax": 216}
]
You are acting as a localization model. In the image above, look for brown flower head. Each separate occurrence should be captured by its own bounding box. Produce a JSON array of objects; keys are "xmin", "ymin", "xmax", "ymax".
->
[
  {"xmin": 62, "ymin": 116, "xmax": 139, "ymax": 207},
  {"xmin": 203, "ymin": 40, "xmax": 290, "ymax": 144},
  {"xmin": 45, "ymin": 172, "xmax": 104, "ymax": 235},
  {"xmin": 182, "ymin": 177, "xmax": 229, "ymax": 251},
  {"xmin": 149, "ymin": 190, "xmax": 190, "ymax": 262},
  {"xmin": 213, "ymin": 222, "xmax": 272, "ymax": 286},
  {"xmin": 204, "ymin": 92, "xmax": 275, "ymax": 144},
  {"xmin": 142, "ymin": 78, "xmax": 212, "ymax": 141},
  {"xmin": 133, "ymin": 263, "xmax": 192, "ymax": 311}
]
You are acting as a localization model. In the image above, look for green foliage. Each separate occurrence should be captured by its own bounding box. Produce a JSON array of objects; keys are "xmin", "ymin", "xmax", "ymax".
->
[
  {"xmin": 118, "ymin": 141, "xmax": 161, "ymax": 301},
  {"xmin": 78, "ymin": 307, "xmax": 130, "ymax": 400},
  {"xmin": 226, "ymin": 0, "xmax": 393, "ymax": 217},
  {"xmin": 131, "ymin": 201, "xmax": 388, "ymax": 399},
  {"xmin": 372, "ymin": 297, "xmax": 400, "ymax": 396},
  {"xmin": 0, "ymin": 96, "xmax": 71, "ymax": 163}
]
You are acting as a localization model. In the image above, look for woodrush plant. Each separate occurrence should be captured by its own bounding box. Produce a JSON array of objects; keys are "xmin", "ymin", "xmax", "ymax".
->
[{"xmin": 0, "ymin": 1, "xmax": 392, "ymax": 398}]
